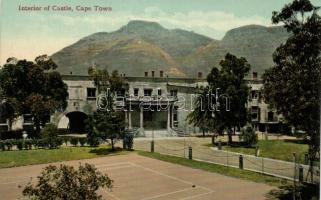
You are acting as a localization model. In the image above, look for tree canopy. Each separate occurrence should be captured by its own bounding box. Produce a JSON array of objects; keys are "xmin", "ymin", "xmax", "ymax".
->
[
  {"xmin": 263, "ymin": 0, "xmax": 321, "ymax": 181},
  {"xmin": 0, "ymin": 55, "xmax": 68, "ymax": 136},
  {"xmin": 188, "ymin": 53, "xmax": 251, "ymax": 144}
]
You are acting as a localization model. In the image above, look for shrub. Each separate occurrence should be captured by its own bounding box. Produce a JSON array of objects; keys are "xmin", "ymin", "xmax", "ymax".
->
[
  {"xmin": 239, "ymin": 126, "xmax": 258, "ymax": 147},
  {"xmin": 5, "ymin": 139, "xmax": 14, "ymax": 150},
  {"xmin": 70, "ymin": 138, "xmax": 78, "ymax": 147},
  {"xmin": 62, "ymin": 137, "xmax": 69, "ymax": 146},
  {"xmin": 41, "ymin": 123, "xmax": 61, "ymax": 149},
  {"xmin": 123, "ymin": 132, "xmax": 134, "ymax": 150},
  {"xmin": 16, "ymin": 139, "xmax": 24, "ymax": 150},
  {"xmin": 22, "ymin": 163, "xmax": 113, "ymax": 200},
  {"xmin": 24, "ymin": 139, "xmax": 33, "ymax": 150},
  {"xmin": 79, "ymin": 138, "xmax": 87, "ymax": 146},
  {"xmin": 0, "ymin": 140, "xmax": 5, "ymax": 151},
  {"xmin": 31, "ymin": 139, "xmax": 39, "ymax": 149}
]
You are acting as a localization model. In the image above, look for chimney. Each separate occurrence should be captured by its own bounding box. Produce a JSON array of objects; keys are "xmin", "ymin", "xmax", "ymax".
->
[
  {"xmin": 152, "ymin": 71, "xmax": 155, "ymax": 77},
  {"xmin": 198, "ymin": 72, "xmax": 203, "ymax": 79},
  {"xmin": 160, "ymin": 70, "xmax": 164, "ymax": 78},
  {"xmin": 145, "ymin": 72, "xmax": 148, "ymax": 77},
  {"xmin": 253, "ymin": 72, "xmax": 258, "ymax": 80}
]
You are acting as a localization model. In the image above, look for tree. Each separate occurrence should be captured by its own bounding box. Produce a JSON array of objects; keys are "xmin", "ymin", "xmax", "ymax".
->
[
  {"xmin": 262, "ymin": 0, "xmax": 321, "ymax": 182},
  {"xmin": 239, "ymin": 126, "xmax": 258, "ymax": 148},
  {"xmin": 95, "ymin": 111, "xmax": 125, "ymax": 151},
  {"xmin": 87, "ymin": 68, "xmax": 126, "ymax": 151},
  {"xmin": 85, "ymin": 115, "xmax": 100, "ymax": 147},
  {"xmin": 41, "ymin": 123, "xmax": 62, "ymax": 149},
  {"xmin": 188, "ymin": 53, "xmax": 251, "ymax": 144},
  {"xmin": 22, "ymin": 163, "xmax": 113, "ymax": 200},
  {"xmin": 0, "ymin": 55, "xmax": 68, "ymax": 136}
]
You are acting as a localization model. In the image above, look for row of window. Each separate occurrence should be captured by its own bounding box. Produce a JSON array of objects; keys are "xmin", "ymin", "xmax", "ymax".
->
[{"xmin": 86, "ymin": 88, "xmax": 178, "ymax": 98}]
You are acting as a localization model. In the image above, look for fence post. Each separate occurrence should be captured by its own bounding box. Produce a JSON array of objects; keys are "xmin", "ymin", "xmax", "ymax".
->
[
  {"xmin": 255, "ymin": 146, "xmax": 259, "ymax": 157},
  {"xmin": 188, "ymin": 146, "xmax": 192, "ymax": 160},
  {"xmin": 293, "ymin": 152, "xmax": 297, "ymax": 200},
  {"xmin": 239, "ymin": 155, "xmax": 243, "ymax": 169},
  {"xmin": 151, "ymin": 141, "xmax": 154, "ymax": 153},
  {"xmin": 304, "ymin": 153, "xmax": 309, "ymax": 165},
  {"xmin": 298, "ymin": 166, "xmax": 303, "ymax": 184}
]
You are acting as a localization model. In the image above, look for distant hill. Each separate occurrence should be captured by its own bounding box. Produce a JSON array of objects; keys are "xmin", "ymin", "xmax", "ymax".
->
[{"xmin": 51, "ymin": 20, "xmax": 289, "ymax": 78}]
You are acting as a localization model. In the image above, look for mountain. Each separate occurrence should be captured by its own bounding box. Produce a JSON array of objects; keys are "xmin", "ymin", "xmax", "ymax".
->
[{"xmin": 51, "ymin": 21, "xmax": 288, "ymax": 78}]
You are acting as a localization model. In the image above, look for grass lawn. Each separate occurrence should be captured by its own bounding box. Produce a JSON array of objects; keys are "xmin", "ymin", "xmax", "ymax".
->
[
  {"xmin": 138, "ymin": 151, "xmax": 290, "ymax": 187},
  {"xmin": 220, "ymin": 140, "xmax": 308, "ymax": 163},
  {"xmin": 0, "ymin": 146, "xmax": 127, "ymax": 168}
]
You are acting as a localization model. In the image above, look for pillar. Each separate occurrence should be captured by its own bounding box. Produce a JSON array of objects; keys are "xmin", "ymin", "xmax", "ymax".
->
[
  {"xmin": 128, "ymin": 111, "xmax": 132, "ymax": 129},
  {"xmin": 167, "ymin": 105, "xmax": 171, "ymax": 130},
  {"xmin": 140, "ymin": 106, "xmax": 143, "ymax": 129}
]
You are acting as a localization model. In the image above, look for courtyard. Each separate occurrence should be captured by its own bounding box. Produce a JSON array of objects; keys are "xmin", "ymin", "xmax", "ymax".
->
[{"xmin": 0, "ymin": 153, "xmax": 275, "ymax": 200}]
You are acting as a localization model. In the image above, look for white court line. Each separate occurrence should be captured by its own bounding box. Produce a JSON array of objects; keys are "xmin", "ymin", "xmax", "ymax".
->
[
  {"xmin": 129, "ymin": 162, "xmax": 215, "ymax": 193},
  {"xmin": 99, "ymin": 165, "xmax": 133, "ymax": 171},
  {"xmin": 180, "ymin": 191, "xmax": 214, "ymax": 200},
  {"xmin": 0, "ymin": 162, "xmax": 134, "ymax": 185},
  {"xmin": 141, "ymin": 187, "xmax": 194, "ymax": 200}
]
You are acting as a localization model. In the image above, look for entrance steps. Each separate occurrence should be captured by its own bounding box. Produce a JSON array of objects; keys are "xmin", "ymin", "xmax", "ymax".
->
[{"xmin": 143, "ymin": 129, "xmax": 177, "ymax": 138}]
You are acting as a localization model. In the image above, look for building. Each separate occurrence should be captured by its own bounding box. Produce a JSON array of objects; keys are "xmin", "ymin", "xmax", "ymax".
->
[{"xmin": 0, "ymin": 71, "xmax": 283, "ymax": 136}]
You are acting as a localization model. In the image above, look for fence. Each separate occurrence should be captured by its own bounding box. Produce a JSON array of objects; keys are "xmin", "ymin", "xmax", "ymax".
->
[{"xmin": 134, "ymin": 138, "xmax": 319, "ymax": 184}]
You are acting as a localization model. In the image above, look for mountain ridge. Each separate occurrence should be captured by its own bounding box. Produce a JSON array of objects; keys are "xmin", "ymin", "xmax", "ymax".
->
[{"xmin": 51, "ymin": 20, "xmax": 288, "ymax": 78}]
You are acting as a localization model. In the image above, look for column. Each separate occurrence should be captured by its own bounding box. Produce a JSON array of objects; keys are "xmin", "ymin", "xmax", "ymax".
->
[
  {"xmin": 140, "ymin": 106, "xmax": 143, "ymax": 129},
  {"xmin": 167, "ymin": 105, "xmax": 171, "ymax": 130},
  {"xmin": 129, "ymin": 111, "xmax": 132, "ymax": 129},
  {"xmin": 171, "ymin": 107, "xmax": 174, "ymax": 128}
]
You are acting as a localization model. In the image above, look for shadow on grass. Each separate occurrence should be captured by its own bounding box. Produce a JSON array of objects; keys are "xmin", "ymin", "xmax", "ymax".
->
[
  {"xmin": 266, "ymin": 183, "xmax": 319, "ymax": 200},
  {"xmin": 283, "ymin": 139, "xmax": 308, "ymax": 144},
  {"xmin": 89, "ymin": 147, "xmax": 123, "ymax": 155}
]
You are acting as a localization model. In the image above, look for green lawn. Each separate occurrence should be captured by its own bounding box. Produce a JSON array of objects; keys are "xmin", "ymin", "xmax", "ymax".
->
[
  {"xmin": 138, "ymin": 151, "xmax": 290, "ymax": 187},
  {"xmin": 220, "ymin": 140, "xmax": 308, "ymax": 163},
  {"xmin": 0, "ymin": 146, "xmax": 127, "ymax": 168}
]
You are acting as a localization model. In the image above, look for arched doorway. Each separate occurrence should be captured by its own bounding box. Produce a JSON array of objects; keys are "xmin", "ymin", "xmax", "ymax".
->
[{"xmin": 66, "ymin": 111, "xmax": 88, "ymax": 133}]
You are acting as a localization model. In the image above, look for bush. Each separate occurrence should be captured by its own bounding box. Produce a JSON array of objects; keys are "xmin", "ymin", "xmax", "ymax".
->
[
  {"xmin": 16, "ymin": 139, "xmax": 24, "ymax": 150},
  {"xmin": 41, "ymin": 123, "xmax": 61, "ymax": 149},
  {"xmin": 22, "ymin": 163, "xmax": 113, "ymax": 200},
  {"xmin": 79, "ymin": 138, "xmax": 87, "ymax": 146},
  {"xmin": 5, "ymin": 139, "xmax": 14, "ymax": 150},
  {"xmin": 0, "ymin": 140, "xmax": 5, "ymax": 151},
  {"xmin": 62, "ymin": 137, "xmax": 69, "ymax": 146},
  {"xmin": 70, "ymin": 138, "xmax": 78, "ymax": 146},
  {"xmin": 24, "ymin": 139, "xmax": 33, "ymax": 150},
  {"xmin": 123, "ymin": 132, "xmax": 134, "ymax": 150},
  {"xmin": 239, "ymin": 126, "xmax": 258, "ymax": 147}
]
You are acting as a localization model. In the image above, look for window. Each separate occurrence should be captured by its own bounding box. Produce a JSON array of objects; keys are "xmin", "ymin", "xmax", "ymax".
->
[
  {"xmin": 251, "ymin": 91, "xmax": 259, "ymax": 100},
  {"xmin": 87, "ymin": 88, "xmax": 96, "ymax": 98},
  {"xmin": 268, "ymin": 112, "xmax": 274, "ymax": 122},
  {"xmin": 117, "ymin": 89, "xmax": 125, "ymax": 97},
  {"xmin": 152, "ymin": 71, "xmax": 155, "ymax": 77},
  {"xmin": 144, "ymin": 89, "xmax": 153, "ymax": 96},
  {"xmin": 157, "ymin": 88, "xmax": 162, "ymax": 96},
  {"xmin": 145, "ymin": 72, "xmax": 148, "ymax": 77},
  {"xmin": 198, "ymin": 72, "xmax": 203, "ymax": 79},
  {"xmin": 134, "ymin": 88, "xmax": 139, "ymax": 96},
  {"xmin": 253, "ymin": 72, "xmax": 258, "ymax": 80},
  {"xmin": 170, "ymin": 90, "xmax": 178, "ymax": 97},
  {"xmin": 160, "ymin": 71, "xmax": 164, "ymax": 78},
  {"xmin": 251, "ymin": 106, "xmax": 259, "ymax": 121},
  {"xmin": 173, "ymin": 113, "xmax": 178, "ymax": 121}
]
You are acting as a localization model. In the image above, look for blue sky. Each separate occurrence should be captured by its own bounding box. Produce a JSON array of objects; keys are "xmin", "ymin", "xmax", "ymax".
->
[{"xmin": 0, "ymin": 0, "xmax": 320, "ymax": 65}]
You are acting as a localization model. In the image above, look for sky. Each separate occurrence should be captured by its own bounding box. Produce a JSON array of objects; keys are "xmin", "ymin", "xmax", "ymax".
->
[{"xmin": 0, "ymin": 0, "xmax": 320, "ymax": 65}]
